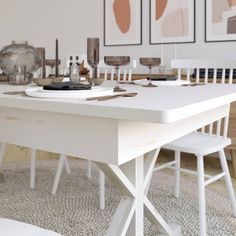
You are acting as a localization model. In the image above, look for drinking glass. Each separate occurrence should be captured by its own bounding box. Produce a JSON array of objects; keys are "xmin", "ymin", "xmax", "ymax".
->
[
  {"xmin": 139, "ymin": 58, "xmax": 161, "ymax": 87},
  {"xmin": 46, "ymin": 59, "xmax": 61, "ymax": 76},
  {"xmin": 159, "ymin": 64, "xmax": 166, "ymax": 74},
  {"xmin": 104, "ymin": 56, "xmax": 130, "ymax": 92},
  {"xmin": 14, "ymin": 65, "xmax": 26, "ymax": 84},
  {"xmin": 87, "ymin": 38, "xmax": 99, "ymax": 83}
]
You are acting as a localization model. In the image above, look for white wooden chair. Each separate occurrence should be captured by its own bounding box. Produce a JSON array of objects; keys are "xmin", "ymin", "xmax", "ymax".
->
[
  {"xmin": 154, "ymin": 59, "xmax": 236, "ymax": 236},
  {"xmin": 0, "ymin": 218, "xmax": 62, "ymax": 236},
  {"xmin": 0, "ymin": 144, "xmax": 38, "ymax": 189},
  {"xmin": 0, "ymin": 64, "xmax": 71, "ymax": 190},
  {"xmin": 51, "ymin": 54, "xmax": 106, "ymax": 210},
  {"xmin": 97, "ymin": 59, "xmax": 137, "ymax": 82},
  {"xmin": 51, "ymin": 56, "xmax": 136, "ymax": 210}
]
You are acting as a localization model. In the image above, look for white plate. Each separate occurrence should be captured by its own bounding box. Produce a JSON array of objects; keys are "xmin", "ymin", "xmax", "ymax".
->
[
  {"xmin": 135, "ymin": 79, "xmax": 190, "ymax": 86},
  {"xmin": 25, "ymin": 87, "xmax": 113, "ymax": 99}
]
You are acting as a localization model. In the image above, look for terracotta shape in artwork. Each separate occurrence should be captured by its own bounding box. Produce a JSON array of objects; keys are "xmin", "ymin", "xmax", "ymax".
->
[
  {"xmin": 156, "ymin": 0, "xmax": 168, "ymax": 21},
  {"xmin": 113, "ymin": 0, "xmax": 131, "ymax": 33}
]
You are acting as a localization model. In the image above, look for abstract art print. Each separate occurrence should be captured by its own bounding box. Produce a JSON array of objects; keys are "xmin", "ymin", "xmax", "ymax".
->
[
  {"xmin": 150, "ymin": 0, "xmax": 195, "ymax": 44},
  {"xmin": 205, "ymin": 0, "xmax": 236, "ymax": 42},
  {"xmin": 104, "ymin": 0, "xmax": 142, "ymax": 46}
]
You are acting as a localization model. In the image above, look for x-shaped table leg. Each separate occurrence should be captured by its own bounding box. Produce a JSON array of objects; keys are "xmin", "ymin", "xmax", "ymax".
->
[{"xmin": 96, "ymin": 148, "xmax": 182, "ymax": 236}]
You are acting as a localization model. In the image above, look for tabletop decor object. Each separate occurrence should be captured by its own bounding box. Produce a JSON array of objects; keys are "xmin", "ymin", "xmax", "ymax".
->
[
  {"xmin": 45, "ymin": 59, "xmax": 63, "ymax": 82},
  {"xmin": 0, "ymin": 73, "xmax": 8, "ymax": 82},
  {"xmin": 87, "ymin": 77, "xmax": 105, "ymax": 86},
  {"xmin": 33, "ymin": 78, "xmax": 53, "ymax": 86},
  {"xmin": 0, "ymin": 40, "xmax": 42, "ymax": 84},
  {"xmin": 139, "ymin": 57, "xmax": 161, "ymax": 87},
  {"xmin": 45, "ymin": 59, "xmax": 61, "ymax": 74},
  {"xmin": 37, "ymin": 47, "xmax": 46, "ymax": 78},
  {"xmin": 150, "ymin": 0, "xmax": 195, "ymax": 44},
  {"xmin": 205, "ymin": 0, "xmax": 236, "ymax": 42},
  {"xmin": 45, "ymin": 39, "xmax": 64, "ymax": 82},
  {"xmin": 104, "ymin": 0, "xmax": 142, "ymax": 46},
  {"xmin": 79, "ymin": 61, "xmax": 90, "ymax": 75},
  {"xmin": 70, "ymin": 63, "xmax": 80, "ymax": 84},
  {"xmin": 87, "ymin": 38, "xmax": 99, "ymax": 84},
  {"xmin": 104, "ymin": 56, "xmax": 130, "ymax": 92},
  {"xmin": 55, "ymin": 39, "xmax": 59, "ymax": 78}
]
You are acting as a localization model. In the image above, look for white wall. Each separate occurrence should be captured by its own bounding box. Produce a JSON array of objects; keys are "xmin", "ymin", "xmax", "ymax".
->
[{"xmin": 0, "ymin": 0, "xmax": 235, "ymax": 73}]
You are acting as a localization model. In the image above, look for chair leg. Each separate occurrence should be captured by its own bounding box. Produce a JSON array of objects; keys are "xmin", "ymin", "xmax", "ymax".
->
[
  {"xmin": 197, "ymin": 155, "xmax": 206, "ymax": 236},
  {"xmin": 64, "ymin": 156, "xmax": 71, "ymax": 174},
  {"xmin": 30, "ymin": 149, "xmax": 36, "ymax": 189},
  {"xmin": 230, "ymin": 149, "xmax": 236, "ymax": 178},
  {"xmin": 87, "ymin": 160, "xmax": 92, "ymax": 179},
  {"xmin": 51, "ymin": 154, "xmax": 66, "ymax": 195},
  {"xmin": 0, "ymin": 143, "xmax": 6, "ymax": 166},
  {"xmin": 174, "ymin": 151, "xmax": 181, "ymax": 198},
  {"xmin": 99, "ymin": 170, "xmax": 105, "ymax": 210},
  {"xmin": 219, "ymin": 150, "xmax": 236, "ymax": 217}
]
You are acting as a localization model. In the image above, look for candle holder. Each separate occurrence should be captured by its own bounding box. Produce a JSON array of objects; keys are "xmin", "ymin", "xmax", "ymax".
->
[
  {"xmin": 37, "ymin": 47, "xmax": 46, "ymax": 78},
  {"xmin": 87, "ymin": 38, "xmax": 99, "ymax": 84},
  {"xmin": 55, "ymin": 39, "xmax": 59, "ymax": 78}
]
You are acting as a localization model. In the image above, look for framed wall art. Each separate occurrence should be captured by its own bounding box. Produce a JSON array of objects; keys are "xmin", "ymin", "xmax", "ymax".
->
[
  {"xmin": 104, "ymin": 0, "xmax": 142, "ymax": 46},
  {"xmin": 205, "ymin": 0, "xmax": 236, "ymax": 42},
  {"xmin": 150, "ymin": 0, "xmax": 195, "ymax": 44}
]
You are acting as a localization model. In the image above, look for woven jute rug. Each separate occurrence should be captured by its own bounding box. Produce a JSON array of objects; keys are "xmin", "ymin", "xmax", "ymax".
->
[{"xmin": 0, "ymin": 160, "xmax": 235, "ymax": 236}]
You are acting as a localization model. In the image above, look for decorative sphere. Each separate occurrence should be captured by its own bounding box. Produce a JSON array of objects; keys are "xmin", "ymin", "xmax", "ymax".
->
[{"xmin": 0, "ymin": 41, "xmax": 42, "ymax": 84}]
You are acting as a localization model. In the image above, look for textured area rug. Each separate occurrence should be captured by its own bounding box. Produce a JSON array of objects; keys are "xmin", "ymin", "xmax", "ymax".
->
[{"xmin": 0, "ymin": 160, "xmax": 235, "ymax": 236}]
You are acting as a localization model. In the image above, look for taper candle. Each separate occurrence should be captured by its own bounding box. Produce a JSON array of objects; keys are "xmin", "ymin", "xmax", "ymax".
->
[
  {"xmin": 55, "ymin": 39, "xmax": 59, "ymax": 77},
  {"xmin": 161, "ymin": 45, "xmax": 164, "ymax": 65},
  {"xmin": 174, "ymin": 44, "xmax": 177, "ymax": 59}
]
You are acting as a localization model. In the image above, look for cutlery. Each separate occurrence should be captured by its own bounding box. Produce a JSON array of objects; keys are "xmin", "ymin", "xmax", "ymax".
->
[
  {"xmin": 3, "ymin": 91, "xmax": 25, "ymax": 95},
  {"xmin": 87, "ymin": 92, "xmax": 138, "ymax": 101},
  {"xmin": 182, "ymin": 83, "xmax": 206, "ymax": 87}
]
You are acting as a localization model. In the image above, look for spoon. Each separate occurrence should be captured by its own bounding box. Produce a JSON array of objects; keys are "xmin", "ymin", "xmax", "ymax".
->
[{"xmin": 87, "ymin": 92, "xmax": 138, "ymax": 101}]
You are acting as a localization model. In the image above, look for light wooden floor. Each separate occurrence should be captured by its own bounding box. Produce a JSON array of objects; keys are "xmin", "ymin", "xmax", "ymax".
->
[{"xmin": 1, "ymin": 144, "xmax": 236, "ymax": 196}]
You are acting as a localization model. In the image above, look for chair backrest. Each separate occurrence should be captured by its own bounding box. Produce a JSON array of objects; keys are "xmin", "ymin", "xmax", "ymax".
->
[
  {"xmin": 96, "ymin": 60, "xmax": 115, "ymax": 80},
  {"xmin": 172, "ymin": 59, "xmax": 236, "ymax": 84},
  {"xmin": 171, "ymin": 59, "xmax": 236, "ymax": 138},
  {"xmin": 92, "ymin": 59, "xmax": 137, "ymax": 82},
  {"xmin": 66, "ymin": 54, "xmax": 136, "ymax": 81}
]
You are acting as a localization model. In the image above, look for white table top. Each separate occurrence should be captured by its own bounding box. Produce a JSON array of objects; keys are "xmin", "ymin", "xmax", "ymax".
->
[{"xmin": 1, "ymin": 81, "xmax": 236, "ymax": 123}]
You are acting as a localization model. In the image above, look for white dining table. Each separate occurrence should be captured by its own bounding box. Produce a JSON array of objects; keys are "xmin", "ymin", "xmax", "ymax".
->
[{"xmin": 1, "ymin": 81, "xmax": 236, "ymax": 236}]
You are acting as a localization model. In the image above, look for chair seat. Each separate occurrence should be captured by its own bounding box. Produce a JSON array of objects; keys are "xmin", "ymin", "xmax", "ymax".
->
[
  {"xmin": 0, "ymin": 218, "xmax": 62, "ymax": 236},
  {"xmin": 163, "ymin": 132, "xmax": 231, "ymax": 155}
]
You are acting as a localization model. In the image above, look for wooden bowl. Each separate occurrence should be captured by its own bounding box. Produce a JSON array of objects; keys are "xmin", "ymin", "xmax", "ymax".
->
[
  {"xmin": 33, "ymin": 78, "xmax": 52, "ymax": 86},
  {"xmin": 49, "ymin": 76, "xmax": 64, "ymax": 83},
  {"xmin": 0, "ymin": 74, "xmax": 8, "ymax": 82},
  {"xmin": 87, "ymin": 77, "xmax": 105, "ymax": 86},
  {"xmin": 48, "ymin": 75, "xmax": 64, "ymax": 84}
]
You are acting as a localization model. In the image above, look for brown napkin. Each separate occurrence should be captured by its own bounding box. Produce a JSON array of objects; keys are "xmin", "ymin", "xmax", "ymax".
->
[{"xmin": 147, "ymin": 76, "xmax": 177, "ymax": 81}]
